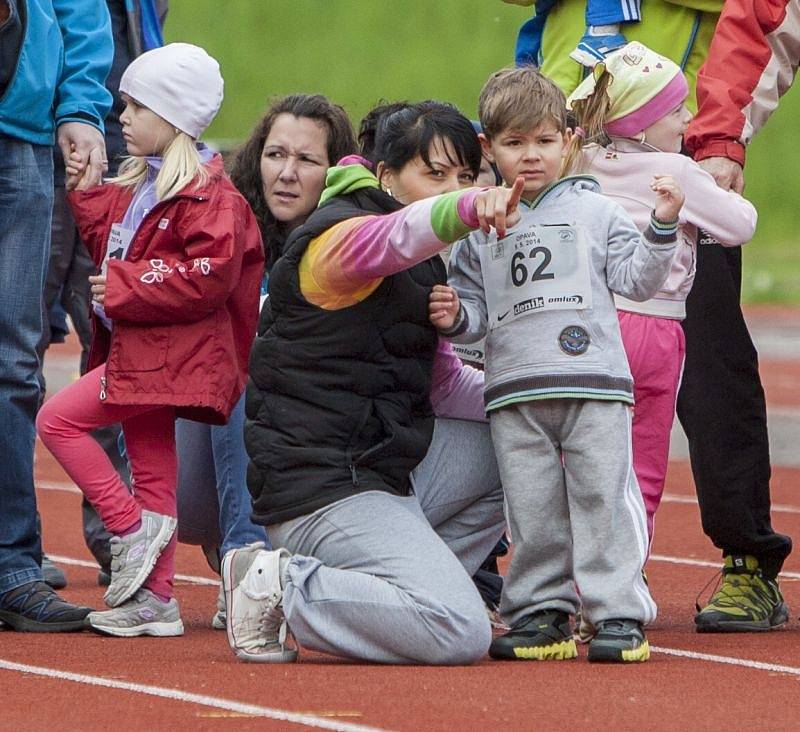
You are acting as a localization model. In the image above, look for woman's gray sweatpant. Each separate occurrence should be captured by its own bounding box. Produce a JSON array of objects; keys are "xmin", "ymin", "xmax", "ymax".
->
[
  {"xmin": 490, "ymin": 400, "xmax": 657, "ymax": 627},
  {"xmin": 268, "ymin": 418, "xmax": 506, "ymax": 665}
]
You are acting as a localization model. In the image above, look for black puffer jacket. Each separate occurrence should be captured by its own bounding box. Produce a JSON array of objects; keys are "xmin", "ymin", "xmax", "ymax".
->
[{"xmin": 245, "ymin": 183, "xmax": 446, "ymax": 526}]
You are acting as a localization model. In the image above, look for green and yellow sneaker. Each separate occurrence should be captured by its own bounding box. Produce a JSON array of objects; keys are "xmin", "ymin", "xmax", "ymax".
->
[
  {"xmin": 489, "ymin": 609, "xmax": 577, "ymax": 661},
  {"xmin": 695, "ymin": 555, "xmax": 789, "ymax": 633}
]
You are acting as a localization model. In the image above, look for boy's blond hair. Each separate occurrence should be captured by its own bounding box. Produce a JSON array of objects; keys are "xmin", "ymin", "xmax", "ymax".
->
[{"xmin": 478, "ymin": 66, "xmax": 567, "ymax": 139}]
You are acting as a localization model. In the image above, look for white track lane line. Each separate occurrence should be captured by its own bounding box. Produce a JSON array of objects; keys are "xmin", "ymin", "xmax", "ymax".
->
[
  {"xmin": 36, "ymin": 480, "xmax": 81, "ymax": 494},
  {"xmin": 662, "ymin": 493, "xmax": 800, "ymax": 515},
  {"xmin": 47, "ymin": 554, "xmax": 220, "ymax": 587},
  {"xmin": 43, "ymin": 480, "xmax": 800, "ymax": 514},
  {"xmin": 0, "ymin": 659, "xmax": 385, "ymax": 732},
  {"xmin": 41, "ymin": 483, "xmax": 800, "ymax": 580},
  {"xmin": 649, "ymin": 554, "xmax": 800, "ymax": 580},
  {"xmin": 651, "ymin": 647, "xmax": 800, "ymax": 677}
]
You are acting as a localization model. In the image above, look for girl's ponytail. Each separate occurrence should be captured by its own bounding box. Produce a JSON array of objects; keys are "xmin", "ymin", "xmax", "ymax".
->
[
  {"xmin": 154, "ymin": 133, "xmax": 209, "ymax": 200},
  {"xmin": 561, "ymin": 71, "xmax": 614, "ymax": 176},
  {"xmin": 110, "ymin": 133, "xmax": 209, "ymax": 201}
]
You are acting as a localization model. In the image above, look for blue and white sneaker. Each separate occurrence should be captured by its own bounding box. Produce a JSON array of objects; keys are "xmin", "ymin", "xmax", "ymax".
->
[{"xmin": 570, "ymin": 29, "xmax": 628, "ymax": 67}]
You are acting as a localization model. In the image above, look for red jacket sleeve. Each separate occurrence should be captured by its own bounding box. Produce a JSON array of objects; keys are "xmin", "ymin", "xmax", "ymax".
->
[
  {"xmin": 103, "ymin": 205, "xmax": 247, "ymax": 325},
  {"xmin": 685, "ymin": 0, "xmax": 798, "ymax": 165}
]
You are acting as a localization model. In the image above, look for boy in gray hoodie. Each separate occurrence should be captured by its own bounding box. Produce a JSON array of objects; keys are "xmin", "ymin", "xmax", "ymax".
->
[{"xmin": 430, "ymin": 67, "xmax": 684, "ymax": 663}]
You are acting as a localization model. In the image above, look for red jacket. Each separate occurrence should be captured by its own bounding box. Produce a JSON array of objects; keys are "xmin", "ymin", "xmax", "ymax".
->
[
  {"xmin": 686, "ymin": 0, "xmax": 799, "ymax": 165},
  {"xmin": 69, "ymin": 155, "xmax": 265, "ymax": 425}
]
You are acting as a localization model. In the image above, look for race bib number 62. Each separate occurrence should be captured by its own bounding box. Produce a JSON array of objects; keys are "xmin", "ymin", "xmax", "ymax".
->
[{"xmin": 478, "ymin": 225, "xmax": 592, "ymax": 329}]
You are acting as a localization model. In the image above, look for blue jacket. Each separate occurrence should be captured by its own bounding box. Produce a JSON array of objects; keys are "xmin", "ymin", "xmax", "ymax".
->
[{"xmin": 0, "ymin": 0, "xmax": 114, "ymax": 144}]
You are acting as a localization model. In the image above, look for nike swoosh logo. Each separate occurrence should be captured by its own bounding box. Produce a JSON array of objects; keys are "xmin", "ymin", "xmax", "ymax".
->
[{"xmin": 497, "ymin": 311, "xmax": 510, "ymax": 322}]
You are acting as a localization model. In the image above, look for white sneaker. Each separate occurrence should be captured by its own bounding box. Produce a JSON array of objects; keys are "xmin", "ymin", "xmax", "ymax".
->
[
  {"xmin": 211, "ymin": 583, "xmax": 225, "ymax": 630},
  {"xmin": 221, "ymin": 543, "xmax": 297, "ymax": 663},
  {"xmin": 87, "ymin": 589, "xmax": 184, "ymax": 637}
]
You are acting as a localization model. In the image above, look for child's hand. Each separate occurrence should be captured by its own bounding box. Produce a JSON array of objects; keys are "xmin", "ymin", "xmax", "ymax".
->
[
  {"xmin": 474, "ymin": 176, "xmax": 525, "ymax": 238},
  {"xmin": 89, "ymin": 274, "xmax": 107, "ymax": 304},
  {"xmin": 66, "ymin": 146, "xmax": 104, "ymax": 191},
  {"xmin": 651, "ymin": 174, "xmax": 685, "ymax": 222},
  {"xmin": 429, "ymin": 284, "xmax": 460, "ymax": 331}
]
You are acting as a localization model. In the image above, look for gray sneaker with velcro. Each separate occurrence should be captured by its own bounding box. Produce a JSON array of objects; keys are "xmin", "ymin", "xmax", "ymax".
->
[
  {"xmin": 104, "ymin": 510, "xmax": 177, "ymax": 608},
  {"xmin": 87, "ymin": 588, "xmax": 183, "ymax": 637}
]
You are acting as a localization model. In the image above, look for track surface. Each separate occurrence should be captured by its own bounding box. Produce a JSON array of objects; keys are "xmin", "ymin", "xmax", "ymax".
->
[{"xmin": 3, "ymin": 305, "xmax": 800, "ymax": 732}]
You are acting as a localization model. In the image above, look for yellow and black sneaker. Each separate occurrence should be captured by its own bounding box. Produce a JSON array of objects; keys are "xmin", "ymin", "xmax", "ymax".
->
[
  {"xmin": 489, "ymin": 609, "xmax": 577, "ymax": 661},
  {"xmin": 694, "ymin": 555, "xmax": 789, "ymax": 633},
  {"xmin": 587, "ymin": 619, "xmax": 650, "ymax": 663}
]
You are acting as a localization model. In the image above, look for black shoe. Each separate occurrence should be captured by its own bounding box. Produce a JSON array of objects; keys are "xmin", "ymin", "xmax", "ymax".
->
[
  {"xmin": 98, "ymin": 568, "xmax": 111, "ymax": 587},
  {"xmin": 587, "ymin": 619, "xmax": 650, "ymax": 663},
  {"xmin": 489, "ymin": 609, "xmax": 577, "ymax": 661},
  {"xmin": 0, "ymin": 581, "xmax": 92, "ymax": 632},
  {"xmin": 42, "ymin": 555, "xmax": 67, "ymax": 590}
]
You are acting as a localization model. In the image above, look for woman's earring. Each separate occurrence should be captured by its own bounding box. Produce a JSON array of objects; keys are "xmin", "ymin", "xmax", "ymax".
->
[{"xmin": 385, "ymin": 187, "xmax": 393, "ymax": 198}]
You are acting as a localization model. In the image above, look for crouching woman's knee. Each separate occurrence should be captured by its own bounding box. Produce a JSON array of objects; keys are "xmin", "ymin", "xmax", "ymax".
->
[{"xmin": 422, "ymin": 602, "xmax": 492, "ymax": 665}]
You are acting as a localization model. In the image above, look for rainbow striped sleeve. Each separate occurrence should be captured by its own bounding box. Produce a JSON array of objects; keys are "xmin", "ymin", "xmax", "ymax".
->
[{"xmin": 299, "ymin": 188, "xmax": 481, "ymax": 310}]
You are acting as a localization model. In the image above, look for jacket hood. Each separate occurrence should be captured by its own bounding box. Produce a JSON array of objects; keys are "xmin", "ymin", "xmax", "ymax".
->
[
  {"xmin": 523, "ymin": 175, "xmax": 600, "ymax": 210},
  {"xmin": 319, "ymin": 155, "xmax": 380, "ymax": 205}
]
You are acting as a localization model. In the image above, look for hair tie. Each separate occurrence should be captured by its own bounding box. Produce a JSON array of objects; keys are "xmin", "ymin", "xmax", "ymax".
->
[{"xmin": 575, "ymin": 126, "xmax": 586, "ymax": 139}]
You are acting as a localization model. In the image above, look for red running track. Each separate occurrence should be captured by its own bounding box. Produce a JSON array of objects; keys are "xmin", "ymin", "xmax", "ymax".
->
[{"xmin": 2, "ymin": 325, "xmax": 799, "ymax": 731}]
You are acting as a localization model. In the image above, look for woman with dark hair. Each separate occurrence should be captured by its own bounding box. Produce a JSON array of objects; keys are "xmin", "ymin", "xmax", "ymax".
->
[
  {"xmin": 174, "ymin": 94, "xmax": 356, "ymax": 628},
  {"xmin": 222, "ymin": 100, "xmax": 519, "ymax": 665},
  {"xmin": 230, "ymin": 94, "xmax": 357, "ymax": 269}
]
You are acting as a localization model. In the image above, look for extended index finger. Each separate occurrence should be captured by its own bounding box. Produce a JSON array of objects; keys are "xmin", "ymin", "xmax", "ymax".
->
[{"xmin": 508, "ymin": 176, "xmax": 525, "ymax": 210}]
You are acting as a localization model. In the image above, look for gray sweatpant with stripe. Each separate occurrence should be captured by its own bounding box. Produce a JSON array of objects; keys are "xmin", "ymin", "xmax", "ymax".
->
[
  {"xmin": 268, "ymin": 418, "xmax": 506, "ymax": 665},
  {"xmin": 490, "ymin": 400, "xmax": 656, "ymax": 627}
]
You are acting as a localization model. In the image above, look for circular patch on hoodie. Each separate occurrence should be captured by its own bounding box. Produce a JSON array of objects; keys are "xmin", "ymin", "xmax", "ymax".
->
[{"xmin": 559, "ymin": 325, "xmax": 590, "ymax": 356}]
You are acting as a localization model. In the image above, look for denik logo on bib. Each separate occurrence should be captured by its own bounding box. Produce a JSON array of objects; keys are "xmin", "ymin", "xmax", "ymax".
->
[{"xmin": 514, "ymin": 297, "xmax": 545, "ymax": 316}]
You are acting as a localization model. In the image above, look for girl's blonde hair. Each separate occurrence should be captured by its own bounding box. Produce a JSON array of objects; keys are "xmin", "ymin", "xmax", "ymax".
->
[
  {"xmin": 561, "ymin": 71, "xmax": 614, "ymax": 177},
  {"xmin": 109, "ymin": 132, "xmax": 209, "ymax": 200}
]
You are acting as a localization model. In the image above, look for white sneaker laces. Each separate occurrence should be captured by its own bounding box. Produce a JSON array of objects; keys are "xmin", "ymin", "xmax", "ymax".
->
[{"xmin": 259, "ymin": 592, "xmax": 289, "ymax": 648}]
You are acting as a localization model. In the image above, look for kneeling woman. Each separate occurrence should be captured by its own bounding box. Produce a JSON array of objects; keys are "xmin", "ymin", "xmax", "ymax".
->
[{"xmin": 224, "ymin": 102, "xmax": 516, "ymax": 665}]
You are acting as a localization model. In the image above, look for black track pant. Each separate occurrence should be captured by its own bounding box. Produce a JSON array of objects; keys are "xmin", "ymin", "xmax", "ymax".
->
[{"xmin": 677, "ymin": 237, "xmax": 792, "ymax": 579}]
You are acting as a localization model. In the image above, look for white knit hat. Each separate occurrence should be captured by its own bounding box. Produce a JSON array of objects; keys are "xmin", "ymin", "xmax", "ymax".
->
[{"xmin": 119, "ymin": 43, "xmax": 224, "ymax": 139}]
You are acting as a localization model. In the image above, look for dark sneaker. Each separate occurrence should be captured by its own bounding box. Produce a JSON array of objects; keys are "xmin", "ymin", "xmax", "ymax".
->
[
  {"xmin": 42, "ymin": 555, "xmax": 67, "ymax": 590},
  {"xmin": 0, "ymin": 581, "xmax": 91, "ymax": 632},
  {"xmin": 695, "ymin": 555, "xmax": 789, "ymax": 633},
  {"xmin": 489, "ymin": 609, "xmax": 577, "ymax": 661},
  {"xmin": 588, "ymin": 619, "xmax": 650, "ymax": 663},
  {"xmin": 98, "ymin": 568, "xmax": 111, "ymax": 587}
]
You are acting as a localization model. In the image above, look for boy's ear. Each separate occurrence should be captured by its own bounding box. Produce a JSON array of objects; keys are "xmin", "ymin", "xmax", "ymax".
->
[{"xmin": 478, "ymin": 133, "xmax": 495, "ymax": 163}]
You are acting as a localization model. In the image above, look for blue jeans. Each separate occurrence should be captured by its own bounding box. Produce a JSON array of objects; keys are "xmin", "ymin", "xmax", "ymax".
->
[
  {"xmin": 0, "ymin": 138, "xmax": 53, "ymax": 594},
  {"xmin": 175, "ymin": 393, "xmax": 268, "ymax": 557}
]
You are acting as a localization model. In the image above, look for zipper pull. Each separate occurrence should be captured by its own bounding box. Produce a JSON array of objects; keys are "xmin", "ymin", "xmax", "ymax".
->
[
  {"xmin": 99, "ymin": 376, "xmax": 107, "ymax": 401},
  {"xmin": 349, "ymin": 464, "xmax": 359, "ymax": 486}
]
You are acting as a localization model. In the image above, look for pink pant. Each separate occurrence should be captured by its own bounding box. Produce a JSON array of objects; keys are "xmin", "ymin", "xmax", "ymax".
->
[
  {"xmin": 618, "ymin": 311, "xmax": 686, "ymax": 547},
  {"xmin": 37, "ymin": 365, "xmax": 177, "ymax": 599}
]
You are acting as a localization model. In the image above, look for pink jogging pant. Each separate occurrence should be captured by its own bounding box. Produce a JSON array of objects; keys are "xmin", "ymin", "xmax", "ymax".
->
[
  {"xmin": 37, "ymin": 365, "xmax": 178, "ymax": 600},
  {"xmin": 618, "ymin": 310, "xmax": 686, "ymax": 548}
]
